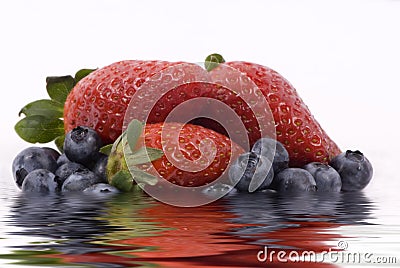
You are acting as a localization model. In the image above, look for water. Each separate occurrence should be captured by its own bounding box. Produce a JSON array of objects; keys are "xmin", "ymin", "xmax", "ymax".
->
[{"xmin": 0, "ymin": 178, "xmax": 399, "ymax": 268}]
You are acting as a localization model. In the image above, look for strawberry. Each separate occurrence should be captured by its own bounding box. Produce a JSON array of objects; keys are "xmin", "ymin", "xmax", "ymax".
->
[
  {"xmin": 143, "ymin": 122, "xmax": 244, "ymax": 186},
  {"xmin": 198, "ymin": 55, "xmax": 341, "ymax": 167},
  {"xmin": 107, "ymin": 121, "xmax": 244, "ymax": 189}
]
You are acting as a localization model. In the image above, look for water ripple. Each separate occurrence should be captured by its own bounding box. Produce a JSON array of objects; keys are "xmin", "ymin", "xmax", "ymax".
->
[{"xmin": 0, "ymin": 182, "xmax": 391, "ymax": 268}]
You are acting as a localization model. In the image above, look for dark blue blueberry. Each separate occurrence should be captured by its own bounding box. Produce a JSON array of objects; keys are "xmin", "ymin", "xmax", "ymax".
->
[
  {"xmin": 251, "ymin": 137, "xmax": 289, "ymax": 173},
  {"xmin": 303, "ymin": 162, "xmax": 342, "ymax": 192},
  {"xmin": 330, "ymin": 150, "xmax": 373, "ymax": 192},
  {"xmin": 55, "ymin": 162, "xmax": 88, "ymax": 185},
  {"xmin": 272, "ymin": 168, "xmax": 317, "ymax": 192},
  {"xmin": 89, "ymin": 153, "xmax": 108, "ymax": 183},
  {"xmin": 83, "ymin": 183, "xmax": 119, "ymax": 194},
  {"xmin": 56, "ymin": 154, "xmax": 71, "ymax": 167},
  {"xmin": 64, "ymin": 126, "xmax": 103, "ymax": 166},
  {"xmin": 61, "ymin": 170, "xmax": 103, "ymax": 192},
  {"xmin": 229, "ymin": 152, "xmax": 274, "ymax": 192},
  {"xmin": 21, "ymin": 169, "xmax": 59, "ymax": 193},
  {"xmin": 12, "ymin": 147, "xmax": 58, "ymax": 188}
]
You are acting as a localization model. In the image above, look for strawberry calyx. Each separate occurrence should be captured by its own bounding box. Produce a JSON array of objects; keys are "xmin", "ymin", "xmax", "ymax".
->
[
  {"xmin": 107, "ymin": 119, "xmax": 164, "ymax": 192},
  {"xmin": 15, "ymin": 69, "xmax": 96, "ymax": 151}
]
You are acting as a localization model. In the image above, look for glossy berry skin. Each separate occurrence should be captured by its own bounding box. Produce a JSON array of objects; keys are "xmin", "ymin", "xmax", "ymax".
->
[
  {"xmin": 251, "ymin": 137, "xmax": 289, "ymax": 173},
  {"xmin": 83, "ymin": 183, "xmax": 119, "ymax": 194},
  {"xmin": 229, "ymin": 152, "xmax": 274, "ymax": 192},
  {"xmin": 272, "ymin": 168, "xmax": 317, "ymax": 192},
  {"xmin": 12, "ymin": 147, "xmax": 58, "ymax": 188},
  {"xmin": 64, "ymin": 126, "xmax": 102, "ymax": 166},
  {"xmin": 303, "ymin": 162, "xmax": 342, "ymax": 192},
  {"xmin": 61, "ymin": 170, "xmax": 103, "ymax": 192},
  {"xmin": 137, "ymin": 122, "xmax": 244, "ymax": 187},
  {"xmin": 208, "ymin": 61, "xmax": 341, "ymax": 167},
  {"xmin": 90, "ymin": 153, "xmax": 108, "ymax": 183},
  {"xmin": 21, "ymin": 169, "xmax": 59, "ymax": 193},
  {"xmin": 330, "ymin": 150, "xmax": 373, "ymax": 192},
  {"xmin": 55, "ymin": 162, "xmax": 87, "ymax": 185}
]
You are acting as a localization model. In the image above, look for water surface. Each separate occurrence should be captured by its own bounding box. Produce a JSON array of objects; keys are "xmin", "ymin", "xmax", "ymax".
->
[{"xmin": 0, "ymin": 179, "xmax": 398, "ymax": 268}]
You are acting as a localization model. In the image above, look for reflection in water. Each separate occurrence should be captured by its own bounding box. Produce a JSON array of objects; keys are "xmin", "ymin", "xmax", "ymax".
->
[
  {"xmin": 1, "ymin": 190, "xmax": 374, "ymax": 267},
  {"xmin": 224, "ymin": 191, "xmax": 375, "ymax": 256}
]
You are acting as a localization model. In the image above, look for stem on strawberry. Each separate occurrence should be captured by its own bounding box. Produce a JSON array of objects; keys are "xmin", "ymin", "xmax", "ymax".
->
[{"xmin": 205, "ymin": 53, "xmax": 225, "ymax": 71}]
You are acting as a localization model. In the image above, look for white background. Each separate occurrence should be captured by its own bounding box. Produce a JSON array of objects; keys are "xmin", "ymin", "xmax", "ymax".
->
[{"xmin": 0, "ymin": 0, "xmax": 399, "ymax": 189}]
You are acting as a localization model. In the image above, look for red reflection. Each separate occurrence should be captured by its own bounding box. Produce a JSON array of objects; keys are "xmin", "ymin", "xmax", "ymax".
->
[{"xmin": 50, "ymin": 201, "xmax": 343, "ymax": 268}]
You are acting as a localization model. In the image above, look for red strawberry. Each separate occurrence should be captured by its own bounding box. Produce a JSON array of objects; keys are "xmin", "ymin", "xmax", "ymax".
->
[
  {"xmin": 108, "ymin": 122, "xmax": 244, "ymax": 188},
  {"xmin": 199, "ymin": 59, "xmax": 341, "ymax": 167}
]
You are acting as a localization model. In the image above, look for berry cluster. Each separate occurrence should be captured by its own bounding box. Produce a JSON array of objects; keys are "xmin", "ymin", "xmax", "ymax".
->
[
  {"xmin": 12, "ymin": 126, "xmax": 118, "ymax": 194},
  {"xmin": 12, "ymin": 55, "xmax": 374, "ymax": 197},
  {"xmin": 229, "ymin": 137, "xmax": 373, "ymax": 193},
  {"xmin": 13, "ymin": 124, "xmax": 373, "ymax": 196}
]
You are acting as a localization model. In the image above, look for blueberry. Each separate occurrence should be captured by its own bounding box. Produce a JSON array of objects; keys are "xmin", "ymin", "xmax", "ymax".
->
[
  {"xmin": 57, "ymin": 154, "xmax": 71, "ymax": 167},
  {"xmin": 61, "ymin": 170, "xmax": 103, "ymax": 192},
  {"xmin": 251, "ymin": 137, "xmax": 289, "ymax": 173},
  {"xmin": 272, "ymin": 168, "xmax": 317, "ymax": 192},
  {"xmin": 89, "ymin": 153, "xmax": 108, "ymax": 183},
  {"xmin": 303, "ymin": 162, "xmax": 341, "ymax": 192},
  {"xmin": 41, "ymin": 147, "xmax": 61, "ymax": 162},
  {"xmin": 64, "ymin": 126, "xmax": 103, "ymax": 166},
  {"xmin": 83, "ymin": 183, "xmax": 119, "ymax": 194},
  {"xmin": 330, "ymin": 150, "xmax": 373, "ymax": 192},
  {"xmin": 12, "ymin": 147, "xmax": 58, "ymax": 188},
  {"xmin": 21, "ymin": 169, "xmax": 59, "ymax": 193},
  {"xmin": 55, "ymin": 162, "xmax": 88, "ymax": 185},
  {"xmin": 229, "ymin": 152, "xmax": 274, "ymax": 192}
]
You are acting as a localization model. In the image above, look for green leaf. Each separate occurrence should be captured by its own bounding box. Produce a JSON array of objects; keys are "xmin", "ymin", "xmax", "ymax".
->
[
  {"xmin": 19, "ymin": 99, "xmax": 64, "ymax": 118},
  {"xmin": 112, "ymin": 131, "xmax": 125, "ymax": 153},
  {"xmin": 46, "ymin": 75, "xmax": 75, "ymax": 104},
  {"xmin": 126, "ymin": 119, "xmax": 143, "ymax": 152},
  {"xmin": 205, "ymin": 53, "xmax": 225, "ymax": 72},
  {"xmin": 15, "ymin": 115, "xmax": 65, "ymax": 143},
  {"xmin": 129, "ymin": 166, "xmax": 158, "ymax": 186},
  {"xmin": 54, "ymin": 135, "xmax": 65, "ymax": 153},
  {"xmin": 100, "ymin": 144, "xmax": 113, "ymax": 155},
  {"xmin": 110, "ymin": 170, "xmax": 134, "ymax": 192},
  {"xmin": 75, "ymin": 68, "xmax": 96, "ymax": 83},
  {"xmin": 125, "ymin": 146, "xmax": 164, "ymax": 165}
]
